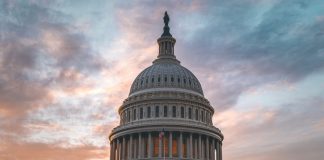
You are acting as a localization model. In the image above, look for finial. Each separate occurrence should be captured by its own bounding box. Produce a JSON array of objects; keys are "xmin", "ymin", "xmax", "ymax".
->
[{"xmin": 161, "ymin": 11, "xmax": 172, "ymax": 37}]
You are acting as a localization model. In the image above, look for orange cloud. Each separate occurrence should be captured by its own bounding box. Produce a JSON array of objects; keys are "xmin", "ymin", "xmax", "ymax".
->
[{"xmin": 0, "ymin": 138, "xmax": 108, "ymax": 160}]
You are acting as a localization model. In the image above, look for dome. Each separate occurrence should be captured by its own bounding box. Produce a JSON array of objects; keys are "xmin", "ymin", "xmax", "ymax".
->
[
  {"xmin": 109, "ymin": 12, "xmax": 223, "ymax": 160},
  {"xmin": 129, "ymin": 60, "xmax": 204, "ymax": 96}
]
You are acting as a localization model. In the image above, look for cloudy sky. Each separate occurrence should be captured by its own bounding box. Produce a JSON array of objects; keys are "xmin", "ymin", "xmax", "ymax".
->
[{"xmin": 1, "ymin": 0, "xmax": 324, "ymax": 159}]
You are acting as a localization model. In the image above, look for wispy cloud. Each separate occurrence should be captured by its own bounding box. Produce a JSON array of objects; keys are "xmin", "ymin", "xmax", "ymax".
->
[{"xmin": 1, "ymin": 0, "xmax": 324, "ymax": 159}]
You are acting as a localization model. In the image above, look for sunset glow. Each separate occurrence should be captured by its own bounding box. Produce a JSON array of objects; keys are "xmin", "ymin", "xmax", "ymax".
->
[{"xmin": 1, "ymin": 0, "xmax": 324, "ymax": 160}]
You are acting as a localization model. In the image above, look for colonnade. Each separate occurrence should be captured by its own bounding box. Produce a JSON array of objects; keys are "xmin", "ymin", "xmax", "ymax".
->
[{"xmin": 110, "ymin": 131, "xmax": 222, "ymax": 160}]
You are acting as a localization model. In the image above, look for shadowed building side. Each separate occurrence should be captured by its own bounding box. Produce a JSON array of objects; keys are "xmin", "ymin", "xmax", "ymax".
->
[{"xmin": 109, "ymin": 11, "xmax": 224, "ymax": 160}]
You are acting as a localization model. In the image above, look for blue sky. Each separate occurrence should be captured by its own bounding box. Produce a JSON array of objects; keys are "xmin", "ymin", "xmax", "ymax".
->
[{"xmin": 0, "ymin": 0, "xmax": 324, "ymax": 159}]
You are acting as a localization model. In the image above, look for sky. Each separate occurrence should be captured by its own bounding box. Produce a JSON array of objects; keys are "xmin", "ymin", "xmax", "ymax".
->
[{"xmin": 0, "ymin": 0, "xmax": 324, "ymax": 160}]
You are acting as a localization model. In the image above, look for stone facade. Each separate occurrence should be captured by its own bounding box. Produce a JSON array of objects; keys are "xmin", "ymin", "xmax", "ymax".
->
[{"xmin": 109, "ymin": 12, "xmax": 223, "ymax": 160}]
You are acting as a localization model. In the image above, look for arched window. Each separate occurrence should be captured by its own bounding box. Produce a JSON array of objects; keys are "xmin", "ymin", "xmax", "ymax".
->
[
  {"xmin": 171, "ymin": 76, "xmax": 174, "ymax": 82},
  {"xmin": 164, "ymin": 76, "xmax": 167, "ymax": 82},
  {"xmin": 140, "ymin": 108, "xmax": 143, "ymax": 119},
  {"xmin": 188, "ymin": 108, "xmax": 192, "ymax": 119},
  {"xmin": 133, "ymin": 109, "xmax": 137, "ymax": 120},
  {"xmin": 164, "ymin": 106, "xmax": 168, "ymax": 117},
  {"xmin": 195, "ymin": 109, "xmax": 198, "ymax": 120},
  {"xmin": 147, "ymin": 107, "xmax": 151, "ymax": 118},
  {"xmin": 181, "ymin": 107, "xmax": 184, "ymax": 118},
  {"xmin": 152, "ymin": 77, "xmax": 154, "ymax": 83},
  {"xmin": 172, "ymin": 106, "xmax": 176, "ymax": 117},
  {"xmin": 201, "ymin": 110, "xmax": 204, "ymax": 122},
  {"xmin": 155, "ymin": 106, "xmax": 159, "ymax": 117},
  {"xmin": 158, "ymin": 76, "xmax": 161, "ymax": 82},
  {"xmin": 128, "ymin": 110, "xmax": 131, "ymax": 122}
]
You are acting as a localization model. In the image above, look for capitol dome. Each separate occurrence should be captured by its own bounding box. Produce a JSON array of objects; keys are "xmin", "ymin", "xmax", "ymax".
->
[
  {"xmin": 130, "ymin": 61, "xmax": 204, "ymax": 96},
  {"xmin": 109, "ymin": 12, "xmax": 223, "ymax": 160}
]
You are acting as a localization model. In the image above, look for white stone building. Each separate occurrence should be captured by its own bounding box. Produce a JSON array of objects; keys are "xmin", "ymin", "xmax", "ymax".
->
[{"xmin": 109, "ymin": 12, "xmax": 224, "ymax": 160}]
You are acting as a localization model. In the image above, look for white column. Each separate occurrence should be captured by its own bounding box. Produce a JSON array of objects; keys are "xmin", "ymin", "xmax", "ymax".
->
[
  {"xmin": 138, "ymin": 133, "xmax": 142, "ymax": 159},
  {"xmin": 111, "ymin": 140, "xmax": 115, "ymax": 160},
  {"xmin": 216, "ymin": 141, "xmax": 220, "ymax": 160},
  {"xmin": 220, "ymin": 142, "xmax": 222, "ymax": 160},
  {"xmin": 202, "ymin": 137, "xmax": 205, "ymax": 160},
  {"xmin": 179, "ymin": 132, "xmax": 183, "ymax": 158},
  {"xmin": 129, "ymin": 135, "xmax": 133, "ymax": 159},
  {"xmin": 116, "ymin": 139, "xmax": 120, "ymax": 160},
  {"xmin": 189, "ymin": 133, "xmax": 193, "ymax": 159},
  {"xmin": 169, "ymin": 132, "xmax": 172, "ymax": 158},
  {"xmin": 187, "ymin": 135, "xmax": 190, "ymax": 158},
  {"xmin": 159, "ymin": 132, "xmax": 162, "ymax": 157},
  {"xmin": 212, "ymin": 139, "xmax": 215, "ymax": 160},
  {"xmin": 113, "ymin": 139, "xmax": 117, "ymax": 160},
  {"xmin": 148, "ymin": 133, "xmax": 152, "ymax": 158},
  {"xmin": 194, "ymin": 137, "xmax": 198, "ymax": 159},
  {"xmin": 110, "ymin": 142, "xmax": 113, "ymax": 160},
  {"xmin": 198, "ymin": 135, "xmax": 202, "ymax": 159},
  {"xmin": 206, "ymin": 137, "xmax": 210, "ymax": 160},
  {"xmin": 122, "ymin": 137, "xmax": 126, "ymax": 160}
]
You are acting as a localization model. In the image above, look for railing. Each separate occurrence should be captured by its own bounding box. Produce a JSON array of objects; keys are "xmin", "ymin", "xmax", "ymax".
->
[{"xmin": 112, "ymin": 118, "xmax": 221, "ymax": 134}]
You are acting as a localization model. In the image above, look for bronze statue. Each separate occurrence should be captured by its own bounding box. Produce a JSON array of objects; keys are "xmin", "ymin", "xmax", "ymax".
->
[
  {"xmin": 161, "ymin": 11, "xmax": 172, "ymax": 37},
  {"xmin": 163, "ymin": 11, "xmax": 169, "ymax": 26}
]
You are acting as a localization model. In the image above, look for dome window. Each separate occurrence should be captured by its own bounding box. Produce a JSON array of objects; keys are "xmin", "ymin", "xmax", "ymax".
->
[
  {"xmin": 147, "ymin": 107, "xmax": 151, "ymax": 118},
  {"xmin": 146, "ymin": 78, "xmax": 148, "ymax": 84},
  {"xmin": 164, "ymin": 76, "xmax": 167, "ymax": 82},
  {"xmin": 195, "ymin": 109, "xmax": 198, "ymax": 120},
  {"xmin": 158, "ymin": 76, "xmax": 161, "ymax": 82},
  {"xmin": 178, "ymin": 77, "xmax": 180, "ymax": 83},
  {"xmin": 140, "ymin": 108, "xmax": 143, "ymax": 119},
  {"xmin": 141, "ymin": 80, "xmax": 143, "ymax": 85},
  {"xmin": 201, "ymin": 110, "xmax": 204, "ymax": 122},
  {"xmin": 133, "ymin": 109, "xmax": 136, "ymax": 120},
  {"xmin": 172, "ymin": 106, "xmax": 176, "ymax": 117},
  {"xmin": 127, "ymin": 110, "xmax": 131, "ymax": 122},
  {"xmin": 151, "ymin": 77, "xmax": 154, "ymax": 83},
  {"xmin": 180, "ymin": 107, "xmax": 184, "ymax": 118},
  {"xmin": 188, "ymin": 108, "xmax": 192, "ymax": 119},
  {"xmin": 183, "ymin": 78, "xmax": 186, "ymax": 84},
  {"xmin": 164, "ymin": 106, "xmax": 168, "ymax": 117},
  {"xmin": 171, "ymin": 76, "xmax": 174, "ymax": 82},
  {"xmin": 155, "ymin": 106, "xmax": 160, "ymax": 117},
  {"xmin": 189, "ymin": 79, "xmax": 192, "ymax": 85}
]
